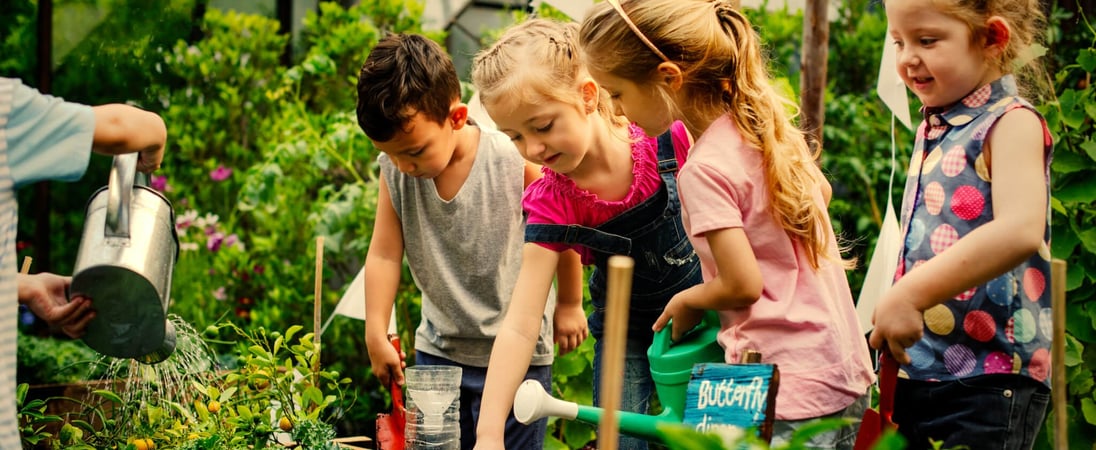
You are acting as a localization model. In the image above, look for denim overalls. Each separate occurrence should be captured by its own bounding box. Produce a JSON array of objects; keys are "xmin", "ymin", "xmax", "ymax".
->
[{"xmin": 524, "ymin": 131, "xmax": 703, "ymax": 450}]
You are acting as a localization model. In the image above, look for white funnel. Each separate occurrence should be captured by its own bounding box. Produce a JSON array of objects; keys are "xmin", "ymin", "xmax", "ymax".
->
[{"xmin": 513, "ymin": 380, "xmax": 578, "ymax": 424}]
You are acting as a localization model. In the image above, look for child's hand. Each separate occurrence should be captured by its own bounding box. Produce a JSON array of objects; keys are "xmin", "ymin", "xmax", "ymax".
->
[
  {"xmin": 653, "ymin": 287, "xmax": 706, "ymax": 342},
  {"xmin": 553, "ymin": 302, "xmax": 588, "ymax": 355},
  {"xmin": 136, "ymin": 143, "xmax": 165, "ymax": 173},
  {"xmin": 17, "ymin": 273, "xmax": 96, "ymax": 338},
  {"xmin": 366, "ymin": 335, "xmax": 406, "ymax": 387},
  {"xmin": 868, "ymin": 288, "xmax": 925, "ymax": 365}
]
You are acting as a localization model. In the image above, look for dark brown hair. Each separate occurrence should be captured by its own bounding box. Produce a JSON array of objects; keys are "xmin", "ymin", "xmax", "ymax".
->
[{"xmin": 356, "ymin": 33, "xmax": 460, "ymax": 142}]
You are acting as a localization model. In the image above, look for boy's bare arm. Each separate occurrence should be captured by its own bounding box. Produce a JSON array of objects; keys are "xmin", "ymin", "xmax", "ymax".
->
[
  {"xmin": 91, "ymin": 104, "xmax": 166, "ymax": 172},
  {"xmin": 364, "ymin": 178, "xmax": 408, "ymax": 386}
]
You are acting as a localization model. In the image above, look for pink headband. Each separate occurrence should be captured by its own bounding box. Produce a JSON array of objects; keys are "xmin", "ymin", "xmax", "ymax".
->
[{"xmin": 606, "ymin": 0, "xmax": 670, "ymax": 62}]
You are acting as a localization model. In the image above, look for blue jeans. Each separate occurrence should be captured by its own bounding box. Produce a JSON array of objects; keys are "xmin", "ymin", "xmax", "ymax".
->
[
  {"xmin": 416, "ymin": 352, "xmax": 552, "ymax": 450},
  {"xmin": 893, "ymin": 375, "xmax": 1049, "ymax": 450},
  {"xmin": 592, "ymin": 336, "xmax": 656, "ymax": 450},
  {"xmin": 770, "ymin": 392, "xmax": 869, "ymax": 450}
]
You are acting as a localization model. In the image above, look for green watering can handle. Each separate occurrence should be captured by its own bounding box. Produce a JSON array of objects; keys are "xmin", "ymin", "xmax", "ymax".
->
[{"xmin": 650, "ymin": 310, "xmax": 722, "ymax": 354}]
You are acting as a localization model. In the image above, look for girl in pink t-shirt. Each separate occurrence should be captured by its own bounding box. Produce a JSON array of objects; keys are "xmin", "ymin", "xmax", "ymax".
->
[
  {"xmin": 470, "ymin": 18, "xmax": 702, "ymax": 450},
  {"xmin": 579, "ymin": 1, "xmax": 874, "ymax": 448}
]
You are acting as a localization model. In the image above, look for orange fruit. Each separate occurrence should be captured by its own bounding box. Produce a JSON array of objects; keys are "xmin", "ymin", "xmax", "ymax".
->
[
  {"xmin": 207, "ymin": 400, "xmax": 221, "ymax": 413},
  {"xmin": 279, "ymin": 416, "xmax": 293, "ymax": 432}
]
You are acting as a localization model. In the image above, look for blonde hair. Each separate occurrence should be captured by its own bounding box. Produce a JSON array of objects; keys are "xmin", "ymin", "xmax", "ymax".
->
[
  {"xmin": 471, "ymin": 18, "xmax": 626, "ymax": 130},
  {"xmin": 931, "ymin": 0, "xmax": 1050, "ymax": 101},
  {"xmin": 580, "ymin": 0, "xmax": 834, "ymax": 269}
]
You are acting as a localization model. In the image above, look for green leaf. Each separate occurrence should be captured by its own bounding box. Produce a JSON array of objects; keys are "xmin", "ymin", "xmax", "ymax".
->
[
  {"xmin": 1066, "ymin": 333, "xmax": 1085, "ymax": 367},
  {"xmin": 1053, "ymin": 150, "xmax": 1096, "ymax": 174},
  {"xmin": 542, "ymin": 435, "xmax": 570, "ymax": 450},
  {"xmin": 91, "ymin": 389, "xmax": 122, "ymax": 404},
  {"xmin": 1067, "ymin": 263, "xmax": 1085, "ymax": 291},
  {"xmin": 1051, "ymin": 224, "xmax": 1079, "ymax": 258},
  {"xmin": 1084, "ymin": 397, "xmax": 1096, "ymax": 425},
  {"xmin": 562, "ymin": 421, "xmax": 596, "ymax": 449},
  {"xmin": 1079, "ymin": 227, "xmax": 1096, "ymax": 254},
  {"xmin": 1078, "ymin": 48, "xmax": 1096, "ymax": 73},
  {"xmin": 1082, "ymin": 139, "xmax": 1096, "ymax": 162},
  {"xmin": 1054, "ymin": 177, "xmax": 1096, "ymax": 203},
  {"xmin": 1067, "ymin": 302, "xmax": 1096, "ymax": 342},
  {"xmin": 1068, "ymin": 364, "xmax": 1094, "ymax": 395}
]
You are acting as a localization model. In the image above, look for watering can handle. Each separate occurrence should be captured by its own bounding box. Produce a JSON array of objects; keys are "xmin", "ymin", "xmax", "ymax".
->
[
  {"xmin": 105, "ymin": 154, "xmax": 137, "ymax": 238},
  {"xmin": 650, "ymin": 310, "xmax": 721, "ymax": 353}
]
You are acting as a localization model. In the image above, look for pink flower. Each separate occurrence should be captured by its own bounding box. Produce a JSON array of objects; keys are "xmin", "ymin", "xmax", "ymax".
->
[
  {"xmin": 213, "ymin": 286, "xmax": 227, "ymax": 301},
  {"xmin": 207, "ymin": 231, "xmax": 226, "ymax": 252},
  {"xmin": 210, "ymin": 165, "xmax": 233, "ymax": 181},
  {"xmin": 150, "ymin": 175, "xmax": 169, "ymax": 192}
]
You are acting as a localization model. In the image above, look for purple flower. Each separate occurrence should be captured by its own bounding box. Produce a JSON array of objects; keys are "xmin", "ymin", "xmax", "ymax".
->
[
  {"xmin": 19, "ymin": 307, "xmax": 36, "ymax": 326},
  {"xmin": 223, "ymin": 234, "xmax": 239, "ymax": 248},
  {"xmin": 150, "ymin": 175, "xmax": 169, "ymax": 192},
  {"xmin": 207, "ymin": 231, "xmax": 226, "ymax": 252},
  {"xmin": 210, "ymin": 165, "xmax": 233, "ymax": 181}
]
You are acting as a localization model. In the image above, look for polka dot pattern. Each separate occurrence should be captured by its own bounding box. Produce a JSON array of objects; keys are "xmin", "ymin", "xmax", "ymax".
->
[
  {"xmin": 962, "ymin": 84, "xmax": 992, "ymax": 108},
  {"xmin": 986, "ymin": 274, "xmax": 1017, "ymax": 306},
  {"xmin": 1029, "ymin": 348, "xmax": 1050, "ymax": 382},
  {"xmin": 924, "ymin": 182, "xmax": 945, "ymax": 215},
  {"xmin": 955, "ymin": 287, "xmax": 976, "ymax": 301},
  {"xmin": 896, "ymin": 75, "xmax": 1052, "ymax": 387},
  {"xmin": 1039, "ymin": 307, "xmax": 1053, "ymax": 340},
  {"xmin": 941, "ymin": 146, "xmax": 967, "ymax": 177},
  {"xmin": 950, "ymin": 186, "xmax": 984, "ymax": 220},
  {"xmin": 1011, "ymin": 309, "xmax": 1036, "ymax": 344},
  {"xmin": 924, "ymin": 304, "xmax": 956, "ymax": 336},
  {"xmin": 922, "ymin": 147, "xmax": 942, "ymax": 173},
  {"xmin": 1024, "ymin": 268, "xmax": 1045, "ymax": 302},
  {"xmin": 984, "ymin": 351, "xmax": 1013, "ymax": 374},
  {"xmin": 964, "ymin": 310, "xmax": 996, "ymax": 342},
  {"xmin": 930, "ymin": 224, "xmax": 958, "ymax": 255},
  {"xmin": 944, "ymin": 345, "xmax": 976, "ymax": 376}
]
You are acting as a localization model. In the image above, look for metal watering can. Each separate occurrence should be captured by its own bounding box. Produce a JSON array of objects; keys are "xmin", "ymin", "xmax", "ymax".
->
[
  {"xmin": 71, "ymin": 153, "xmax": 179, "ymax": 364},
  {"xmin": 514, "ymin": 311, "xmax": 725, "ymax": 444}
]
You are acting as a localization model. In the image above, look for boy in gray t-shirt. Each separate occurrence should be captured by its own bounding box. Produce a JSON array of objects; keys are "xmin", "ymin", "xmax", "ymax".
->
[{"xmin": 355, "ymin": 34, "xmax": 582, "ymax": 449}]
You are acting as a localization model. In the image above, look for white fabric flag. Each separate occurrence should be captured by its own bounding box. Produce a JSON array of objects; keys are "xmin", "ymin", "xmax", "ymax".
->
[
  {"xmin": 856, "ymin": 34, "xmax": 912, "ymax": 333},
  {"xmin": 321, "ymin": 267, "xmax": 368, "ymax": 335}
]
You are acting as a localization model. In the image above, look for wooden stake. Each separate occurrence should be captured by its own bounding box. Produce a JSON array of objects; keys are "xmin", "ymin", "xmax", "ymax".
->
[
  {"xmin": 598, "ymin": 256, "xmax": 633, "ymax": 450},
  {"xmin": 314, "ymin": 236, "xmax": 325, "ymax": 386},
  {"xmin": 20, "ymin": 256, "xmax": 32, "ymax": 274},
  {"xmin": 1051, "ymin": 259, "xmax": 1068, "ymax": 450}
]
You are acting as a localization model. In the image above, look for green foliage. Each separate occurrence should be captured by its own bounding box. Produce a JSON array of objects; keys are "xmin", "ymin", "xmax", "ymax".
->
[
  {"xmin": 16, "ymin": 330, "xmax": 109, "ymax": 385},
  {"xmin": 20, "ymin": 322, "xmax": 348, "ymax": 449},
  {"xmin": 655, "ymin": 417, "xmax": 907, "ymax": 450},
  {"xmin": 1037, "ymin": 10, "xmax": 1096, "ymax": 450},
  {"xmin": 17, "ymin": 383, "xmax": 63, "ymax": 448}
]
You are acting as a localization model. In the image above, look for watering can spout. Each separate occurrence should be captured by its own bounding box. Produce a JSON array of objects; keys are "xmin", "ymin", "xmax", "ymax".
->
[{"xmin": 513, "ymin": 380, "xmax": 678, "ymax": 444}]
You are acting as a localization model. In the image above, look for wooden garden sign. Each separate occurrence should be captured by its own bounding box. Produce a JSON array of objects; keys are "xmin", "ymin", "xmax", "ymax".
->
[{"xmin": 682, "ymin": 363, "xmax": 780, "ymax": 443}]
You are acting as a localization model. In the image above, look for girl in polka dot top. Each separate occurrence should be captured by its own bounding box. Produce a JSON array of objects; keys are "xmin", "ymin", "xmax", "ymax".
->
[{"xmin": 869, "ymin": 0, "xmax": 1054, "ymax": 448}]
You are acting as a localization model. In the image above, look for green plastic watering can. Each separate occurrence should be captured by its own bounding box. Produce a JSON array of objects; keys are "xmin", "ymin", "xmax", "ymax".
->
[{"xmin": 513, "ymin": 311, "xmax": 725, "ymax": 443}]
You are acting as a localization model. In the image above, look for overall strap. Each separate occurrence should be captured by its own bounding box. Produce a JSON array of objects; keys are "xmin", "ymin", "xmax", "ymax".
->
[
  {"xmin": 656, "ymin": 129, "xmax": 677, "ymax": 176},
  {"xmin": 655, "ymin": 129, "xmax": 681, "ymax": 216},
  {"xmin": 524, "ymin": 223, "xmax": 631, "ymax": 255}
]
